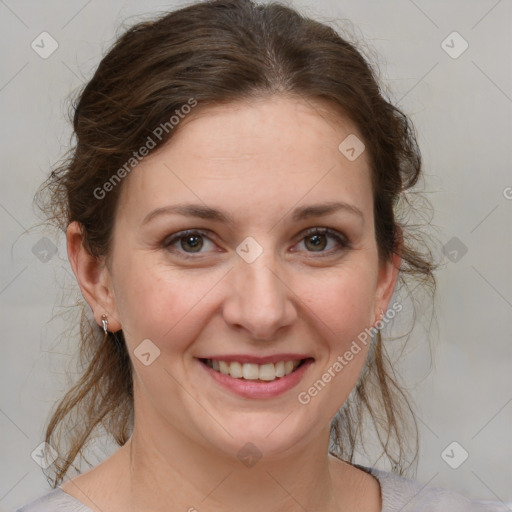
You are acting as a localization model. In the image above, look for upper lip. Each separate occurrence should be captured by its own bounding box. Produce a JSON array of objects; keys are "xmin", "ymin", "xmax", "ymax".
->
[{"xmin": 198, "ymin": 354, "xmax": 313, "ymax": 364}]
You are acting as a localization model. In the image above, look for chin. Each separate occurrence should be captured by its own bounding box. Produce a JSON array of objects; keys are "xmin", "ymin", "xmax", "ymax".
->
[{"xmin": 196, "ymin": 412, "xmax": 317, "ymax": 463}]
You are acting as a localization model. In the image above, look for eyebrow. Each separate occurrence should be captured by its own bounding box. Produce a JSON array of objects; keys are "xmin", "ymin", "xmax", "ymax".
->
[{"xmin": 141, "ymin": 201, "xmax": 364, "ymax": 226}]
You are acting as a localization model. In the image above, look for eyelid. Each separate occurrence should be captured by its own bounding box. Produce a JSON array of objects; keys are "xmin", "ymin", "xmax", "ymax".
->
[
  {"xmin": 296, "ymin": 226, "xmax": 349, "ymax": 244},
  {"xmin": 163, "ymin": 229, "xmax": 218, "ymax": 260},
  {"xmin": 162, "ymin": 226, "xmax": 351, "ymax": 259},
  {"xmin": 292, "ymin": 226, "xmax": 351, "ymax": 255}
]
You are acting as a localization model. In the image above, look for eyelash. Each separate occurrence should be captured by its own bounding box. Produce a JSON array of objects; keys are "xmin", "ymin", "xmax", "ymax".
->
[{"xmin": 162, "ymin": 227, "xmax": 351, "ymax": 260}]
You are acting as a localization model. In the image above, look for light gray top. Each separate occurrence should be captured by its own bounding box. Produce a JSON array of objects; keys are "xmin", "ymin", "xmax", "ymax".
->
[{"xmin": 15, "ymin": 464, "xmax": 510, "ymax": 512}]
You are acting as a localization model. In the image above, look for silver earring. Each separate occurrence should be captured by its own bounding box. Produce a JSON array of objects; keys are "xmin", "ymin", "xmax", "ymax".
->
[{"xmin": 101, "ymin": 314, "xmax": 109, "ymax": 334}]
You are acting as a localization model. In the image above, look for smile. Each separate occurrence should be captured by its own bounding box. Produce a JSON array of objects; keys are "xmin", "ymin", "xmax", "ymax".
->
[
  {"xmin": 202, "ymin": 358, "xmax": 304, "ymax": 381},
  {"xmin": 197, "ymin": 357, "xmax": 314, "ymax": 399}
]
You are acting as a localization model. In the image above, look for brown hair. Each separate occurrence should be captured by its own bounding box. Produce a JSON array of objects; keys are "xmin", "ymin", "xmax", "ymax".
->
[{"xmin": 35, "ymin": 0, "xmax": 437, "ymax": 488}]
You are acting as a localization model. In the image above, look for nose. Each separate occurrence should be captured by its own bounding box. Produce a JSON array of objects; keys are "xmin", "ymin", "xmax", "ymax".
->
[{"xmin": 222, "ymin": 252, "xmax": 298, "ymax": 341}]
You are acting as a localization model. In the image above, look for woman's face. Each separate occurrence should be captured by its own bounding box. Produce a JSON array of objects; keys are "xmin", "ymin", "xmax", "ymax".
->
[{"xmin": 81, "ymin": 95, "xmax": 399, "ymax": 459}]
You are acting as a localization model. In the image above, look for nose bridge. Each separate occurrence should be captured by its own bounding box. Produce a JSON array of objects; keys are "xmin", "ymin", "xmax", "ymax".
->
[{"xmin": 224, "ymin": 247, "xmax": 296, "ymax": 339}]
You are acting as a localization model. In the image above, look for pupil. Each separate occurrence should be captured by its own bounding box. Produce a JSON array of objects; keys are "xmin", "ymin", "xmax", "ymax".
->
[
  {"xmin": 306, "ymin": 234, "xmax": 326, "ymax": 251},
  {"xmin": 182, "ymin": 235, "xmax": 203, "ymax": 252}
]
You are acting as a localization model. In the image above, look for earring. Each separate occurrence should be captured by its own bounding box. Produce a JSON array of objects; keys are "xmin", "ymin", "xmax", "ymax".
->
[{"xmin": 101, "ymin": 314, "xmax": 109, "ymax": 335}]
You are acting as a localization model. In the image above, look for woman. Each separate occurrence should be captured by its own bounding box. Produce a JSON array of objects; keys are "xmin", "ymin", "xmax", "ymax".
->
[{"xmin": 17, "ymin": 0, "xmax": 508, "ymax": 511}]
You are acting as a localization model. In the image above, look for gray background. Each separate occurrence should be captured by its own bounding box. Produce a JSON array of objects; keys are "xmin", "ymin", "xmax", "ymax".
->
[{"xmin": 1, "ymin": 0, "xmax": 511, "ymax": 510}]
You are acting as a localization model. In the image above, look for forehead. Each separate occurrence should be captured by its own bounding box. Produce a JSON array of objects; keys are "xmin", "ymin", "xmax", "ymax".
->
[
  {"xmin": 117, "ymin": 95, "xmax": 372, "ymax": 224},
  {"xmin": 165, "ymin": 95, "xmax": 364, "ymax": 163}
]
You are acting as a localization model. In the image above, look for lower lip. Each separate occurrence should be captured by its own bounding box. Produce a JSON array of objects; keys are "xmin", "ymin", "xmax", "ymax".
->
[{"xmin": 197, "ymin": 359, "xmax": 314, "ymax": 399}]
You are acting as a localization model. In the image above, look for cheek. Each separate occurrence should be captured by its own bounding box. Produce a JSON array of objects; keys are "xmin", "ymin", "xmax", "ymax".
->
[
  {"xmin": 301, "ymin": 262, "xmax": 376, "ymax": 336},
  {"xmin": 114, "ymin": 248, "xmax": 377, "ymax": 356},
  {"xmin": 293, "ymin": 266, "xmax": 377, "ymax": 416},
  {"xmin": 298, "ymin": 262, "xmax": 377, "ymax": 392},
  {"xmin": 115, "ymin": 256, "xmax": 224, "ymax": 350}
]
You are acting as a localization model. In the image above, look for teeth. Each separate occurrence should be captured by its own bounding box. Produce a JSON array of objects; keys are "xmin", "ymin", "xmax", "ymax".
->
[
  {"xmin": 230, "ymin": 361, "xmax": 243, "ymax": 378},
  {"xmin": 242, "ymin": 363, "xmax": 259, "ymax": 380},
  {"xmin": 205, "ymin": 359, "xmax": 303, "ymax": 381},
  {"xmin": 219, "ymin": 361, "xmax": 229, "ymax": 375},
  {"xmin": 258, "ymin": 363, "xmax": 276, "ymax": 381}
]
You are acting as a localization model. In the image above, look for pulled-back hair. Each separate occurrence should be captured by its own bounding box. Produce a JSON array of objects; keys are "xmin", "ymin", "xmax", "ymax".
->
[{"xmin": 35, "ymin": 0, "xmax": 437, "ymax": 488}]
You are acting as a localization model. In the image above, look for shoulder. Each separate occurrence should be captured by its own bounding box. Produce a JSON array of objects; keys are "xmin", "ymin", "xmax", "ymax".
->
[
  {"xmin": 356, "ymin": 464, "xmax": 510, "ymax": 512},
  {"xmin": 16, "ymin": 488, "xmax": 93, "ymax": 512}
]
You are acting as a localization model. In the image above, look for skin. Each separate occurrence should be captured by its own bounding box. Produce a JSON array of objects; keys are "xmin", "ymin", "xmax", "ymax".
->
[{"xmin": 64, "ymin": 95, "xmax": 401, "ymax": 512}]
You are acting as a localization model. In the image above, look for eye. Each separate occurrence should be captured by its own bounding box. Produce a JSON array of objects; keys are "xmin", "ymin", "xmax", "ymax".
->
[
  {"xmin": 162, "ymin": 227, "xmax": 351, "ymax": 261},
  {"xmin": 163, "ymin": 230, "xmax": 218, "ymax": 259},
  {"xmin": 293, "ymin": 227, "xmax": 350, "ymax": 256}
]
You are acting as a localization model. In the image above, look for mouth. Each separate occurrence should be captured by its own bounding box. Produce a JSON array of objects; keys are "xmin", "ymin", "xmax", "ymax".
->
[{"xmin": 199, "ymin": 358, "xmax": 313, "ymax": 382}]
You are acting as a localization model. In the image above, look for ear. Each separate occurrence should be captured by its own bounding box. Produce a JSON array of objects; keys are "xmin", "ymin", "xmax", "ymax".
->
[
  {"xmin": 373, "ymin": 226, "xmax": 402, "ymax": 324},
  {"xmin": 66, "ymin": 221, "xmax": 122, "ymax": 332}
]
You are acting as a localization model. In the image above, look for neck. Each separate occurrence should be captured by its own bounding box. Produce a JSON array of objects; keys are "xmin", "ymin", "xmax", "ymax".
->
[{"xmin": 123, "ymin": 423, "xmax": 354, "ymax": 512}]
